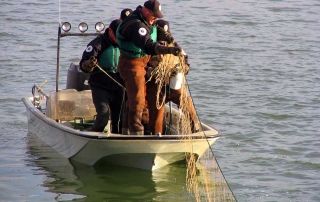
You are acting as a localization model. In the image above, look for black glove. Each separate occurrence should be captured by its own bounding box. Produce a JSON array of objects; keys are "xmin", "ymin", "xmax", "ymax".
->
[
  {"xmin": 164, "ymin": 32, "xmax": 174, "ymax": 44},
  {"xmin": 173, "ymin": 42, "xmax": 182, "ymax": 56},
  {"xmin": 155, "ymin": 44, "xmax": 182, "ymax": 56},
  {"xmin": 168, "ymin": 46, "xmax": 182, "ymax": 56},
  {"xmin": 148, "ymin": 55, "xmax": 162, "ymax": 68},
  {"xmin": 174, "ymin": 42, "xmax": 180, "ymax": 48},
  {"xmin": 81, "ymin": 57, "xmax": 97, "ymax": 73}
]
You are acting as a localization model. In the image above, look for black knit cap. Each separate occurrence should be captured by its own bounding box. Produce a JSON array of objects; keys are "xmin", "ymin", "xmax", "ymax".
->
[
  {"xmin": 109, "ymin": 19, "xmax": 121, "ymax": 36},
  {"xmin": 144, "ymin": 0, "xmax": 164, "ymax": 18},
  {"xmin": 157, "ymin": 19, "xmax": 170, "ymax": 33},
  {"xmin": 120, "ymin": 8, "xmax": 132, "ymax": 20}
]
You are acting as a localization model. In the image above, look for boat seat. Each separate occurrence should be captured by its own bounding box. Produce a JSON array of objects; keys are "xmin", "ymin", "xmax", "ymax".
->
[{"xmin": 46, "ymin": 89, "xmax": 96, "ymax": 122}]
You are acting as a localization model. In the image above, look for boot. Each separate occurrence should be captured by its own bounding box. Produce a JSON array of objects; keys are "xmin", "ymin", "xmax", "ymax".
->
[
  {"xmin": 142, "ymin": 107, "xmax": 151, "ymax": 135},
  {"xmin": 122, "ymin": 127, "xmax": 130, "ymax": 135},
  {"xmin": 91, "ymin": 112, "xmax": 110, "ymax": 132},
  {"xmin": 122, "ymin": 102, "xmax": 129, "ymax": 135},
  {"xmin": 130, "ymin": 131, "xmax": 145, "ymax": 135},
  {"xmin": 128, "ymin": 110, "xmax": 144, "ymax": 135}
]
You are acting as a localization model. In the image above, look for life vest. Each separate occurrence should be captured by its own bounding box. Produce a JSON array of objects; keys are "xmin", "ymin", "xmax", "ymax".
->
[
  {"xmin": 116, "ymin": 15, "xmax": 157, "ymax": 58},
  {"xmin": 92, "ymin": 37, "xmax": 120, "ymax": 74}
]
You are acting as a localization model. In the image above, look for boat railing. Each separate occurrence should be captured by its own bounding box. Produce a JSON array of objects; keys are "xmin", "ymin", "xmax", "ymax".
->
[{"xmin": 31, "ymin": 80, "xmax": 49, "ymax": 111}]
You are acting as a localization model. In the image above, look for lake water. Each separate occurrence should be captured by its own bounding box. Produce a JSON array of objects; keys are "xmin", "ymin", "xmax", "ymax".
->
[{"xmin": 1, "ymin": 0, "xmax": 320, "ymax": 201}]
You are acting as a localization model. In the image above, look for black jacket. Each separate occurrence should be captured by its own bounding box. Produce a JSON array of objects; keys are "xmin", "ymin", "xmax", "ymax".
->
[
  {"xmin": 118, "ymin": 6, "xmax": 173, "ymax": 56},
  {"xmin": 80, "ymin": 29, "xmax": 124, "ymax": 91}
]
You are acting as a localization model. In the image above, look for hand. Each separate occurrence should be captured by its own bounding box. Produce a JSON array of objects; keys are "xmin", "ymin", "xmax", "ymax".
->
[
  {"xmin": 165, "ymin": 32, "xmax": 174, "ymax": 44},
  {"xmin": 168, "ymin": 46, "xmax": 182, "ymax": 56},
  {"xmin": 82, "ymin": 57, "xmax": 97, "ymax": 73},
  {"xmin": 147, "ymin": 55, "xmax": 162, "ymax": 68},
  {"xmin": 174, "ymin": 42, "xmax": 180, "ymax": 48},
  {"xmin": 155, "ymin": 44, "xmax": 181, "ymax": 56},
  {"xmin": 89, "ymin": 56, "xmax": 98, "ymax": 66},
  {"xmin": 173, "ymin": 42, "xmax": 182, "ymax": 56}
]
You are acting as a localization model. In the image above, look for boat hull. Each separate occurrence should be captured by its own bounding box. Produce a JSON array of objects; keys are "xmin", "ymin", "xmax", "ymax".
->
[
  {"xmin": 22, "ymin": 97, "xmax": 220, "ymax": 170},
  {"xmin": 72, "ymin": 137, "xmax": 218, "ymax": 170}
]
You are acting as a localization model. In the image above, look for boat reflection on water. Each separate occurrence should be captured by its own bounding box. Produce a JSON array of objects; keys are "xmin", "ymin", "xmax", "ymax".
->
[{"xmin": 27, "ymin": 132, "xmax": 197, "ymax": 201}]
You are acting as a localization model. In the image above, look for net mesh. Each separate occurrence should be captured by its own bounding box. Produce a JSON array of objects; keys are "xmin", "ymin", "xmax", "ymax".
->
[{"xmin": 149, "ymin": 46, "xmax": 237, "ymax": 201}]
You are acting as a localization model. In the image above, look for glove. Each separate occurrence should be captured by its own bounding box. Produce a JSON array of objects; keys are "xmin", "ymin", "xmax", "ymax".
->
[
  {"xmin": 155, "ymin": 44, "xmax": 182, "ymax": 56},
  {"xmin": 81, "ymin": 57, "xmax": 97, "ymax": 73},
  {"xmin": 172, "ymin": 42, "xmax": 182, "ymax": 56},
  {"xmin": 147, "ymin": 55, "xmax": 162, "ymax": 68},
  {"xmin": 168, "ymin": 46, "xmax": 182, "ymax": 56},
  {"xmin": 164, "ymin": 32, "xmax": 174, "ymax": 44}
]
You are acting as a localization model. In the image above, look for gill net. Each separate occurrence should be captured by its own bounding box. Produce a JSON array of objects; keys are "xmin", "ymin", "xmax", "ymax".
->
[{"xmin": 148, "ymin": 44, "xmax": 237, "ymax": 201}]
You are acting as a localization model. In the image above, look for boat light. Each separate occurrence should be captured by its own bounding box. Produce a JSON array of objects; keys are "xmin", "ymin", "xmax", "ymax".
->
[
  {"xmin": 95, "ymin": 22, "xmax": 105, "ymax": 33},
  {"xmin": 61, "ymin": 22, "xmax": 71, "ymax": 32},
  {"xmin": 78, "ymin": 22, "xmax": 88, "ymax": 33}
]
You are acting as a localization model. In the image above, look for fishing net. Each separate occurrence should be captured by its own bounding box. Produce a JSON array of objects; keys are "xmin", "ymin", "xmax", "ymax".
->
[{"xmin": 148, "ymin": 45, "xmax": 237, "ymax": 201}]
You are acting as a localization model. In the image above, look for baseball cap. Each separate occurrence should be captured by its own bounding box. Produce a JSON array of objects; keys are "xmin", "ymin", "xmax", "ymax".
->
[
  {"xmin": 144, "ymin": 0, "xmax": 164, "ymax": 18},
  {"xmin": 120, "ymin": 8, "xmax": 132, "ymax": 20},
  {"xmin": 109, "ymin": 19, "xmax": 121, "ymax": 36}
]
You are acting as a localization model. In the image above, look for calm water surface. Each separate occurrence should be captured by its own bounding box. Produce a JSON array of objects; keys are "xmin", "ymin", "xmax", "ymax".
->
[{"xmin": 1, "ymin": 0, "xmax": 320, "ymax": 201}]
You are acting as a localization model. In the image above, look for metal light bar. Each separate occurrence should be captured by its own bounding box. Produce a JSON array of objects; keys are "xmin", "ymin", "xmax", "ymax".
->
[
  {"xmin": 59, "ymin": 22, "xmax": 105, "ymax": 37},
  {"xmin": 56, "ymin": 22, "xmax": 104, "ymax": 92}
]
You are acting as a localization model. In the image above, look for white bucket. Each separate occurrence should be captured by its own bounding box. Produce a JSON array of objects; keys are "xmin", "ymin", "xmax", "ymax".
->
[{"xmin": 170, "ymin": 72, "xmax": 183, "ymax": 90}]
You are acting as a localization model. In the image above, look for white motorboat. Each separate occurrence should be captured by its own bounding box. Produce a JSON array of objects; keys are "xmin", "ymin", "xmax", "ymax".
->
[{"xmin": 22, "ymin": 21, "xmax": 220, "ymax": 170}]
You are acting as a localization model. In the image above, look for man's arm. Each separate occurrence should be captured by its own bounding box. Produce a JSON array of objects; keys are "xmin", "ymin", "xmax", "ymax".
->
[
  {"xmin": 80, "ymin": 38, "xmax": 101, "ymax": 73},
  {"xmin": 156, "ymin": 26, "xmax": 174, "ymax": 44},
  {"xmin": 122, "ymin": 22, "xmax": 181, "ymax": 56}
]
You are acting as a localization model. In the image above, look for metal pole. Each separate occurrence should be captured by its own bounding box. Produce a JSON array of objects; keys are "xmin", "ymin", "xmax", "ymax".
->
[{"xmin": 56, "ymin": 24, "xmax": 61, "ymax": 92}]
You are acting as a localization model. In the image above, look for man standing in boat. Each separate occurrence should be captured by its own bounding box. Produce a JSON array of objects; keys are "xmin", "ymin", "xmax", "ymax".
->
[
  {"xmin": 80, "ymin": 19, "xmax": 125, "ymax": 133},
  {"xmin": 116, "ymin": 0, "xmax": 182, "ymax": 135}
]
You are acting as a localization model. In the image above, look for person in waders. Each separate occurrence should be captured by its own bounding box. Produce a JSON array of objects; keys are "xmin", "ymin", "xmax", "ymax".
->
[
  {"xmin": 116, "ymin": 0, "xmax": 182, "ymax": 135},
  {"xmin": 80, "ymin": 19, "xmax": 125, "ymax": 133},
  {"xmin": 145, "ymin": 19, "xmax": 201, "ymax": 135},
  {"xmin": 119, "ymin": 7, "xmax": 152, "ymax": 135}
]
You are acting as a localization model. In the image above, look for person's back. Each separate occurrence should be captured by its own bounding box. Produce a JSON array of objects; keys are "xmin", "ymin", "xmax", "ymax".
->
[{"xmin": 80, "ymin": 19, "xmax": 125, "ymax": 133}]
